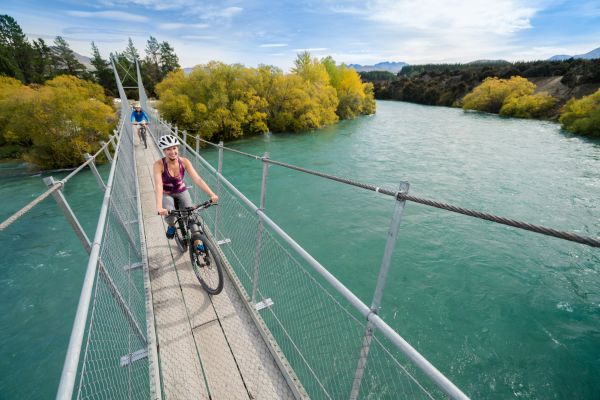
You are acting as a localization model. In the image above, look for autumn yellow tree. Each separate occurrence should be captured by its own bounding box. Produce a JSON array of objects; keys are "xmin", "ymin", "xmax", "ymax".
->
[
  {"xmin": 462, "ymin": 76, "xmax": 536, "ymax": 113},
  {"xmin": 157, "ymin": 62, "xmax": 269, "ymax": 141},
  {"xmin": 500, "ymin": 92, "xmax": 556, "ymax": 118},
  {"xmin": 321, "ymin": 57, "xmax": 375, "ymax": 119},
  {"xmin": 0, "ymin": 76, "xmax": 35, "ymax": 151},
  {"xmin": 559, "ymin": 89, "xmax": 600, "ymax": 136},
  {"xmin": 0, "ymin": 75, "xmax": 116, "ymax": 168},
  {"xmin": 155, "ymin": 54, "xmax": 375, "ymax": 138}
]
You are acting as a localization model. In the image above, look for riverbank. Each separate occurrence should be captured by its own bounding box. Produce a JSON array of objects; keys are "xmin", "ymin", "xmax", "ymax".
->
[
  {"xmin": 362, "ymin": 58, "xmax": 600, "ymax": 125},
  {"xmin": 371, "ymin": 74, "xmax": 599, "ymax": 119}
]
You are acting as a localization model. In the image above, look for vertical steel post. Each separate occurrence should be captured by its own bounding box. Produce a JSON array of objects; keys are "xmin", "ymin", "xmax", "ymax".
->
[
  {"xmin": 174, "ymin": 126, "xmax": 178, "ymax": 138},
  {"xmin": 349, "ymin": 181, "xmax": 410, "ymax": 400},
  {"xmin": 195, "ymin": 135, "xmax": 200, "ymax": 155},
  {"xmin": 214, "ymin": 141, "xmax": 224, "ymax": 239},
  {"xmin": 43, "ymin": 176, "xmax": 92, "ymax": 253},
  {"xmin": 182, "ymin": 130, "xmax": 187, "ymax": 155},
  {"xmin": 100, "ymin": 141, "xmax": 113, "ymax": 163},
  {"xmin": 42, "ymin": 177, "xmax": 146, "ymax": 344},
  {"xmin": 252, "ymin": 152, "xmax": 269, "ymax": 303},
  {"xmin": 84, "ymin": 153, "xmax": 106, "ymax": 191},
  {"xmin": 109, "ymin": 134, "xmax": 117, "ymax": 151}
]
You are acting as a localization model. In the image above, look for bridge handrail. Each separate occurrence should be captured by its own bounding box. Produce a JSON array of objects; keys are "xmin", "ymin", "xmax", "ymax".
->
[
  {"xmin": 0, "ymin": 125, "xmax": 121, "ymax": 232},
  {"xmin": 176, "ymin": 134, "xmax": 600, "ymax": 248},
  {"xmin": 158, "ymin": 118, "xmax": 470, "ymax": 399},
  {"xmin": 55, "ymin": 115, "xmax": 125, "ymax": 400}
]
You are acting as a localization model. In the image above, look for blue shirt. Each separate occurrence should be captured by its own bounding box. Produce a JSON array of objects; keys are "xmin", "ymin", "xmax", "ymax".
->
[{"xmin": 131, "ymin": 110, "xmax": 149, "ymax": 123}]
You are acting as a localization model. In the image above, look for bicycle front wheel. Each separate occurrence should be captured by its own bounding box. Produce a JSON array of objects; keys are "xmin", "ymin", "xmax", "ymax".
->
[
  {"xmin": 189, "ymin": 233, "xmax": 224, "ymax": 295},
  {"xmin": 141, "ymin": 128, "xmax": 147, "ymax": 148},
  {"xmin": 174, "ymin": 221, "xmax": 187, "ymax": 253}
]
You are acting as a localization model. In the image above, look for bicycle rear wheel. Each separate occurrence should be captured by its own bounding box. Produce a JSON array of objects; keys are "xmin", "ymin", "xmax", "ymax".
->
[{"xmin": 189, "ymin": 233, "xmax": 224, "ymax": 295}]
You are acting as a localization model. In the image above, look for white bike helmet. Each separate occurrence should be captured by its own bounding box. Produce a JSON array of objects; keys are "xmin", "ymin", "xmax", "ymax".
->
[{"xmin": 158, "ymin": 134, "xmax": 180, "ymax": 150}]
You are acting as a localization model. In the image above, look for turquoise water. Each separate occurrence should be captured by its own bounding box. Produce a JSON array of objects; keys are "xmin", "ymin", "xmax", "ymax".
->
[
  {"xmin": 0, "ymin": 161, "xmax": 109, "ymax": 399},
  {"xmin": 199, "ymin": 102, "xmax": 600, "ymax": 399},
  {"xmin": 1, "ymin": 100, "xmax": 599, "ymax": 398}
]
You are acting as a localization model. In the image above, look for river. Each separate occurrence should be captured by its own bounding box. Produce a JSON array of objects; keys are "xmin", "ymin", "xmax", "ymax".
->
[{"xmin": 1, "ymin": 100, "xmax": 599, "ymax": 399}]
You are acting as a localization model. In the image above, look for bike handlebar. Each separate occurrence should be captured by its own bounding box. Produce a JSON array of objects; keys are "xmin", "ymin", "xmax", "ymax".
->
[{"xmin": 162, "ymin": 200, "xmax": 216, "ymax": 216}]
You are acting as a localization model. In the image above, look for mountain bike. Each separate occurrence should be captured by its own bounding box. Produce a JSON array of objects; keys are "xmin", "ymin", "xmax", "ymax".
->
[
  {"xmin": 167, "ymin": 200, "xmax": 224, "ymax": 295},
  {"xmin": 134, "ymin": 122, "xmax": 148, "ymax": 149}
]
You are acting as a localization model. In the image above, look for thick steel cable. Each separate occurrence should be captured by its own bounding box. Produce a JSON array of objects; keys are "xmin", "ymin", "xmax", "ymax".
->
[
  {"xmin": 0, "ymin": 140, "xmax": 114, "ymax": 232},
  {"xmin": 193, "ymin": 137, "xmax": 600, "ymax": 248},
  {"xmin": 0, "ymin": 181, "xmax": 64, "ymax": 231}
]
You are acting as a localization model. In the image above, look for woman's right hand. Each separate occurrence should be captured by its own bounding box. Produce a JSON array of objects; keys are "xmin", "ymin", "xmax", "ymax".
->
[{"xmin": 157, "ymin": 207, "xmax": 168, "ymax": 216}]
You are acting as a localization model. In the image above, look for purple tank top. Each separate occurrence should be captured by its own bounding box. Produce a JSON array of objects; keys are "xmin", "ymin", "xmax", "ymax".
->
[{"xmin": 161, "ymin": 157, "xmax": 186, "ymax": 194}]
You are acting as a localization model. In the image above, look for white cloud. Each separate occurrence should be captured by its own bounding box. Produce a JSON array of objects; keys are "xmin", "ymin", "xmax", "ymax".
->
[
  {"xmin": 181, "ymin": 35, "xmax": 218, "ymax": 40},
  {"xmin": 330, "ymin": 0, "xmax": 538, "ymax": 35},
  {"xmin": 197, "ymin": 6, "xmax": 243, "ymax": 20},
  {"xmin": 63, "ymin": 27, "xmax": 146, "ymax": 36},
  {"xmin": 98, "ymin": 0, "xmax": 195, "ymax": 11},
  {"xmin": 260, "ymin": 43, "xmax": 288, "ymax": 48},
  {"xmin": 66, "ymin": 10, "xmax": 148, "ymax": 22},
  {"xmin": 364, "ymin": 0, "xmax": 537, "ymax": 35},
  {"xmin": 292, "ymin": 48, "xmax": 328, "ymax": 52},
  {"xmin": 158, "ymin": 22, "xmax": 210, "ymax": 30}
]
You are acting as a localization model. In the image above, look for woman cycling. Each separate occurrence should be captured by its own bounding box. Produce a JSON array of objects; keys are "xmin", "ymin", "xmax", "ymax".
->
[{"xmin": 154, "ymin": 134, "xmax": 218, "ymax": 243}]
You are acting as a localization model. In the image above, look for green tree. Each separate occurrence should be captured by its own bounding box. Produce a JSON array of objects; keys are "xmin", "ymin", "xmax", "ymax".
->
[
  {"xmin": 90, "ymin": 42, "xmax": 115, "ymax": 96},
  {"xmin": 53, "ymin": 36, "xmax": 86, "ymax": 77},
  {"xmin": 124, "ymin": 37, "xmax": 140, "ymax": 63},
  {"xmin": 159, "ymin": 41, "xmax": 179, "ymax": 77},
  {"xmin": 31, "ymin": 38, "xmax": 55, "ymax": 82},
  {"xmin": 0, "ymin": 15, "xmax": 33, "ymax": 82},
  {"xmin": 143, "ymin": 36, "xmax": 161, "ymax": 95}
]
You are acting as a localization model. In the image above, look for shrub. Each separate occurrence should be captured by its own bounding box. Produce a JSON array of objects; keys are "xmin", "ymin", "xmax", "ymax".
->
[
  {"xmin": 500, "ymin": 92, "xmax": 557, "ymax": 118},
  {"xmin": 462, "ymin": 76, "xmax": 535, "ymax": 113},
  {"xmin": 559, "ymin": 89, "xmax": 600, "ymax": 136}
]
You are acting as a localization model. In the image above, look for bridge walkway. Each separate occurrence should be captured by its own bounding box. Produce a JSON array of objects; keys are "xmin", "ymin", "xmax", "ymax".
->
[{"xmin": 135, "ymin": 136, "xmax": 295, "ymax": 399}]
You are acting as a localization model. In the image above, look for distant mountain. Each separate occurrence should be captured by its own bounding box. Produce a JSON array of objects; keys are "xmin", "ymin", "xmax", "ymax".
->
[
  {"xmin": 183, "ymin": 67, "xmax": 194, "ymax": 74},
  {"xmin": 52, "ymin": 49, "xmax": 94, "ymax": 70},
  {"xmin": 74, "ymin": 51, "xmax": 93, "ymax": 70},
  {"xmin": 348, "ymin": 61, "xmax": 407, "ymax": 73},
  {"xmin": 548, "ymin": 46, "xmax": 600, "ymax": 61}
]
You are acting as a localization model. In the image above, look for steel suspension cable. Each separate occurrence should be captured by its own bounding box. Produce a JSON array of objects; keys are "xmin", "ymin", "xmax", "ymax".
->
[
  {"xmin": 190, "ymin": 135, "xmax": 600, "ymax": 248},
  {"xmin": 0, "ymin": 139, "xmax": 115, "ymax": 232}
]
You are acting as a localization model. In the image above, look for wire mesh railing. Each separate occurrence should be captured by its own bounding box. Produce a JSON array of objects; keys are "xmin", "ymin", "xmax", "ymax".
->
[
  {"xmin": 50, "ymin": 59, "xmax": 159, "ymax": 400},
  {"xmin": 72, "ymin": 118, "xmax": 150, "ymax": 400},
  {"xmin": 147, "ymin": 117, "xmax": 467, "ymax": 399}
]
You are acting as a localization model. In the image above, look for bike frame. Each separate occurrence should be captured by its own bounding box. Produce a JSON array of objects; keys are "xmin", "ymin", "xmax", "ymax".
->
[{"xmin": 168, "ymin": 201, "xmax": 214, "ymax": 244}]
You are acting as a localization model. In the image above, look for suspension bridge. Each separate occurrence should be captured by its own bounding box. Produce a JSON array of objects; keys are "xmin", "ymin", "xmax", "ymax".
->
[{"xmin": 1, "ymin": 57, "xmax": 599, "ymax": 400}]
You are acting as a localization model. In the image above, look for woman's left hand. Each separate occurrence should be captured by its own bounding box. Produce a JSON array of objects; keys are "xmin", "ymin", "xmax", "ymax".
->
[{"xmin": 210, "ymin": 193, "xmax": 219, "ymax": 203}]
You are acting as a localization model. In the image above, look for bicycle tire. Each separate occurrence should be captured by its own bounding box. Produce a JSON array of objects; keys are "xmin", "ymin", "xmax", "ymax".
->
[
  {"xmin": 141, "ymin": 127, "xmax": 147, "ymax": 149},
  {"xmin": 189, "ymin": 233, "xmax": 224, "ymax": 295},
  {"xmin": 174, "ymin": 220, "xmax": 187, "ymax": 253}
]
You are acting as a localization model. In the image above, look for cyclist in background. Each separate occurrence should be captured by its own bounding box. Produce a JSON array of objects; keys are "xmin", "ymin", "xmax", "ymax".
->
[
  {"xmin": 154, "ymin": 134, "xmax": 219, "ymax": 243},
  {"xmin": 130, "ymin": 103, "xmax": 149, "ymax": 141}
]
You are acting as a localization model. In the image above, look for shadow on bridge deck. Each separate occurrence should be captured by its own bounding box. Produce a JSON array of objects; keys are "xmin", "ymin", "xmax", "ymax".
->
[{"xmin": 135, "ymin": 136, "xmax": 296, "ymax": 400}]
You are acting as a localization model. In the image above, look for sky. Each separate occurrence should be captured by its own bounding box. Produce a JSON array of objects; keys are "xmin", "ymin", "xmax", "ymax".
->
[{"xmin": 3, "ymin": 0, "xmax": 600, "ymax": 71}]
